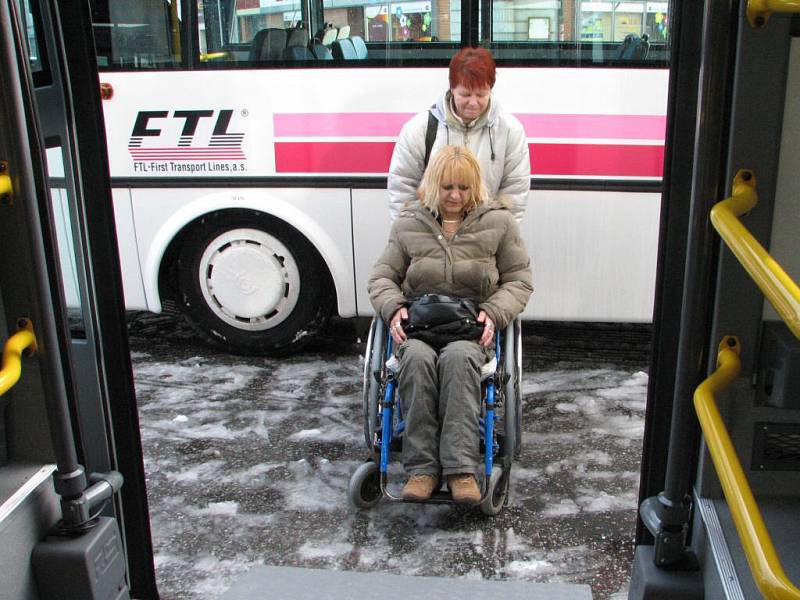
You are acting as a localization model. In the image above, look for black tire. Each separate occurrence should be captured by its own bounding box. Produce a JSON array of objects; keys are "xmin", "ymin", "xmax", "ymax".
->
[
  {"xmin": 348, "ymin": 461, "xmax": 382, "ymax": 509},
  {"xmin": 502, "ymin": 319, "xmax": 521, "ymax": 465},
  {"xmin": 514, "ymin": 318, "xmax": 523, "ymax": 458},
  {"xmin": 479, "ymin": 466, "xmax": 509, "ymax": 516},
  {"xmin": 362, "ymin": 318, "xmax": 385, "ymax": 448},
  {"xmin": 177, "ymin": 211, "xmax": 331, "ymax": 355}
]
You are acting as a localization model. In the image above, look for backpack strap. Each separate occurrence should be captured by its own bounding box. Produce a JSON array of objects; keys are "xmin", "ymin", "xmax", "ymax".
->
[{"xmin": 423, "ymin": 108, "xmax": 438, "ymax": 168}]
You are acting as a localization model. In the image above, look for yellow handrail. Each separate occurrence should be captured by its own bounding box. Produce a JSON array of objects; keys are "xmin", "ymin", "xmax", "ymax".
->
[
  {"xmin": 747, "ymin": 0, "xmax": 800, "ymax": 27},
  {"xmin": 0, "ymin": 319, "xmax": 37, "ymax": 396},
  {"xmin": 0, "ymin": 173, "xmax": 11, "ymax": 198},
  {"xmin": 200, "ymin": 52, "xmax": 230, "ymax": 62},
  {"xmin": 710, "ymin": 170, "xmax": 800, "ymax": 339},
  {"xmin": 695, "ymin": 337, "xmax": 800, "ymax": 600},
  {"xmin": 0, "ymin": 161, "xmax": 11, "ymax": 203}
]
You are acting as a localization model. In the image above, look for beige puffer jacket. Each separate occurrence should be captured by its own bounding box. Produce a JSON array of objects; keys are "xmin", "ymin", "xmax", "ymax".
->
[{"xmin": 368, "ymin": 201, "xmax": 533, "ymax": 331}]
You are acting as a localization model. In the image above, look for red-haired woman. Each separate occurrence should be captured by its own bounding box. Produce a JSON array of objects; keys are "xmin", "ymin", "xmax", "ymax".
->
[{"xmin": 388, "ymin": 47, "xmax": 530, "ymax": 223}]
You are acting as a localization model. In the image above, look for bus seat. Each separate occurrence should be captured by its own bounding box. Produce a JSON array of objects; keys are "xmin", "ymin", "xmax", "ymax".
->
[
  {"xmin": 320, "ymin": 28, "xmax": 338, "ymax": 46},
  {"xmin": 351, "ymin": 35, "xmax": 367, "ymax": 59},
  {"xmin": 310, "ymin": 42, "xmax": 333, "ymax": 60},
  {"xmin": 615, "ymin": 33, "xmax": 649, "ymax": 60},
  {"xmin": 250, "ymin": 28, "xmax": 287, "ymax": 61},
  {"xmin": 331, "ymin": 38, "xmax": 357, "ymax": 60},
  {"xmin": 337, "ymin": 25, "xmax": 350, "ymax": 39},
  {"xmin": 282, "ymin": 46, "xmax": 314, "ymax": 61},
  {"xmin": 286, "ymin": 27, "xmax": 307, "ymax": 48}
]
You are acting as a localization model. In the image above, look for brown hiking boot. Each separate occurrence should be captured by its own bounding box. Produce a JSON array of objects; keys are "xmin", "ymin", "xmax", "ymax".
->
[
  {"xmin": 447, "ymin": 474, "xmax": 481, "ymax": 505},
  {"xmin": 401, "ymin": 474, "xmax": 439, "ymax": 501}
]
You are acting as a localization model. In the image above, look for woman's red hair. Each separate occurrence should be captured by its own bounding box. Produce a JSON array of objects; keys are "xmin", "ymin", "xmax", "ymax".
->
[{"xmin": 448, "ymin": 47, "xmax": 496, "ymax": 90}]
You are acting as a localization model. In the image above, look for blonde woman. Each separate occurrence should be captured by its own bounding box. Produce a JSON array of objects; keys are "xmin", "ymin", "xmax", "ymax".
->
[{"xmin": 369, "ymin": 145, "xmax": 532, "ymax": 504}]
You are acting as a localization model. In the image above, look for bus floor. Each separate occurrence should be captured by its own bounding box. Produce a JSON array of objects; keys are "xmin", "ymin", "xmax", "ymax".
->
[{"xmin": 126, "ymin": 313, "xmax": 651, "ymax": 600}]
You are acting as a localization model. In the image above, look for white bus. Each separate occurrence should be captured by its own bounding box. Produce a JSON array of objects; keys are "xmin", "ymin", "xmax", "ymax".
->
[{"xmin": 91, "ymin": 0, "xmax": 671, "ymax": 354}]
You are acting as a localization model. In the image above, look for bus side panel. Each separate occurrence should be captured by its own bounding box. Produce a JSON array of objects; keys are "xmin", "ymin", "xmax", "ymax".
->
[
  {"xmin": 524, "ymin": 190, "xmax": 662, "ymax": 322},
  {"xmin": 354, "ymin": 189, "xmax": 661, "ymax": 323},
  {"xmin": 112, "ymin": 187, "xmax": 148, "ymax": 310},
  {"xmin": 99, "ymin": 67, "xmax": 669, "ymax": 323},
  {"xmin": 352, "ymin": 189, "xmax": 392, "ymax": 316},
  {"xmin": 128, "ymin": 187, "xmax": 355, "ymax": 316}
]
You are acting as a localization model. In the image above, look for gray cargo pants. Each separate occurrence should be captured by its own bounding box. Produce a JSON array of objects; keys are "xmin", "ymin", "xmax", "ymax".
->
[{"xmin": 396, "ymin": 338, "xmax": 494, "ymax": 477}]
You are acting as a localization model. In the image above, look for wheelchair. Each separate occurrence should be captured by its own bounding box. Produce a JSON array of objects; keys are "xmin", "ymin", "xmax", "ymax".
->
[{"xmin": 347, "ymin": 317, "xmax": 522, "ymax": 515}]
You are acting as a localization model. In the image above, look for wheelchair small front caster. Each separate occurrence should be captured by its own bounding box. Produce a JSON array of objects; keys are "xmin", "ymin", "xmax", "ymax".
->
[
  {"xmin": 348, "ymin": 460, "xmax": 381, "ymax": 509},
  {"xmin": 480, "ymin": 466, "xmax": 509, "ymax": 516}
]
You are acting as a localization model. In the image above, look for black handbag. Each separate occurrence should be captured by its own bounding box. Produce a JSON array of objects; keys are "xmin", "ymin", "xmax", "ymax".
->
[{"xmin": 402, "ymin": 294, "xmax": 484, "ymax": 349}]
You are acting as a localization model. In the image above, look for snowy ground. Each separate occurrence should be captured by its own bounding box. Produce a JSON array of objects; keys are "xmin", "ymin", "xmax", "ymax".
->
[{"xmin": 128, "ymin": 315, "xmax": 650, "ymax": 599}]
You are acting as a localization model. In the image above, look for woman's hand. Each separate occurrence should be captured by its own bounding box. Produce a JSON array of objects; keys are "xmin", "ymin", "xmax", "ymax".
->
[
  {"xmin": 389, "ymin": 307, "xmax": 408, "ymax": 345},
  {"xmin": 477, "ymin": 310, "xmax": 495, "ymax": 347}
]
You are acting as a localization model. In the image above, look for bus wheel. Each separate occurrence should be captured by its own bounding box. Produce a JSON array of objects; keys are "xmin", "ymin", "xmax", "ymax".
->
[{"xmin": 177, "ymin": 213, "xmax": 331, "ymax": 355}]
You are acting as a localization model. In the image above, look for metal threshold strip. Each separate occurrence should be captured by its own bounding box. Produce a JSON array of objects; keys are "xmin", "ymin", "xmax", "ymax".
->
[{"xmin": 221, "ymin": 565, "xmax": 593, "ymax": 600}]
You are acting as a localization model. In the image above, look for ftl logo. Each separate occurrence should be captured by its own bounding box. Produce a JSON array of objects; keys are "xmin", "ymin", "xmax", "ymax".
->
[{"xmin": 128, "ymin": 109, "xmax": 246, "ymax": 165}]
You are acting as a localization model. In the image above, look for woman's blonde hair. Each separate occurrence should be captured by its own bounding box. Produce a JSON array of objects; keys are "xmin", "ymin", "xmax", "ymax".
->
[{"xmin": 417, "ymin": 145, "xmax": 488, "ymax": 217}]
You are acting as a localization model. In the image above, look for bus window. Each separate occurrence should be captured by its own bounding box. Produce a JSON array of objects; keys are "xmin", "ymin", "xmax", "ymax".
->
[
  {"xmin": 90, "ymin": 0, "xmax": 182, "ymax": 69},
  {"xmin": 198, "ymin": 0, "xmax": 306, "ymax": 63},
  {"xmin": 325, "ymin": 0, "xmax": 459, "ymax": 44},
  {"xmin": 223, "ymin": 0, "xmax": 302, "ymax": 44},
  {"xmin": 195, "ymin": 0, "xmax": 462, "ymax": 65},
  {"xmin": 487, "ymin": 0, "xmax": 670, "ymax": 63}
]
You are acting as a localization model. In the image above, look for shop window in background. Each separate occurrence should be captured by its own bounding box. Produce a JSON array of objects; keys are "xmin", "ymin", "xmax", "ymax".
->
[
  {"xmin": 614, "ymin": 11, "xmax": 641, "ymax": 41},
  {"xmin": 366, "ymin": 7, "xmax": 389, "ymax": 41},
  {"xmin": 645, "ymin": 7, "xmax": 668, "ymax": 42},
  {"xmin": 366, "ymin": 1, "xmax": 435, "ymax": 42},
  {"xmin": 392, "ymin": 2, "xmax": 432, "ymax": 41},
  {"xmin": 580, "ymin": 10, "xmax": 610, "ymax": 41}
]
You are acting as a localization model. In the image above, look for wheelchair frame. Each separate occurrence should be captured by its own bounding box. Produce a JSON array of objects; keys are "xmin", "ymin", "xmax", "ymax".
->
[{"xmin": 349, "ymin": 317, "xmax": 522, "ymax": 515}]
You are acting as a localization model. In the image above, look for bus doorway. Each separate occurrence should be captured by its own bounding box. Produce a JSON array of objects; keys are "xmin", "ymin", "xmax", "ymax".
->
[{"xmin": 630, "ymin": 0, "xmax": 800, "ymax": 597}]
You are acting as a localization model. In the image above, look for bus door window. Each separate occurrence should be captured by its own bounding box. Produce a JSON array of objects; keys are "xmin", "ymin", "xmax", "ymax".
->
[
  {"xmin": 42, "ymin": 146, "xmax": 87, "ymax": 337},
  {"xmin": 17, "ymin": 0, "xmax": 44, "ymax": 75},
  {"xmin": 89, "ymin": 0, "xmax": 182, "ymax": 69}
]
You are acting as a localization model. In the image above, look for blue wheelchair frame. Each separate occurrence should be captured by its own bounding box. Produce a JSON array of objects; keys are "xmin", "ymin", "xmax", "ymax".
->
[
  {"xmin": 377, "ymin": 333, "xmax": 502, "ymax": 501},
  {"xmin": 349, "ymin": 317, "xmax": 521, "ymax": 514}
]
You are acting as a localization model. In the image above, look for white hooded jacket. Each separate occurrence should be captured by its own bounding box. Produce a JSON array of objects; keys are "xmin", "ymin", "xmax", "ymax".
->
[{"xmin": 387, "ymin": 91, "xmax": 530, "ymax": 222}]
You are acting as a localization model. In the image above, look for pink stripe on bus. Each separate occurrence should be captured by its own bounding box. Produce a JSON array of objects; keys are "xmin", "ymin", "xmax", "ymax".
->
[
  {"xmin": 275, "ymin": 141, "xmax": 396, "ymax": 173},
  {"xmin": 531, "ymin": 143, "xmax": 664, "ymax": 177},
  {"xmin": 517, "ymin": 114, "xmax": 666, "ymax": 141},
  {"xmin": 274, "ymin": 113, "xmax": 415, "ymax": 137},
  {"xmin": 274, "ymin": 141, "xmax": 664, "ymax": 178},
  {"xmin": 273, "ymin": 112, "xmax": 666, "ymax": 140}
]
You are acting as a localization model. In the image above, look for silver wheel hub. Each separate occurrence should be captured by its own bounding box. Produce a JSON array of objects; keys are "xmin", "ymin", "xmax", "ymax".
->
[{"xmin": 198, "ymin": 228, "xmax": 300, "ymax": 331}]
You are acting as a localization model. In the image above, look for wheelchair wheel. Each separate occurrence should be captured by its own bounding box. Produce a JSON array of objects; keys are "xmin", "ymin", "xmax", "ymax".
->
[
  {"xmin": 502, "ymin": 319, "xmax": 522, "ymax": 463},
  {"xmin": 348, "ymin": 460, "xmax": 382, "ymax": 509},
  {"xmin": 362, "ymin": 318, "xmax": 385, "ymax": 448},
  {"xmin": 514, "ymin": 318, "xmax": 523, "ymax": 458},
  {"xmin": 479, "ymin": 466, "xmax": 510, "ymax": 516}
]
